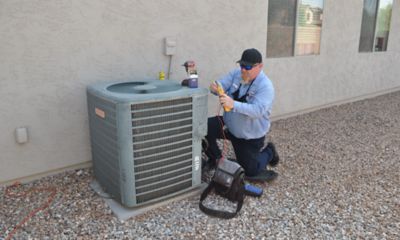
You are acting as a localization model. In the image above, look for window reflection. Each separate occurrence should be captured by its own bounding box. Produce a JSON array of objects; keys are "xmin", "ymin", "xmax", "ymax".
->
[
  {"xmin": 296, "ymin": 0, "xmax": 324, "ymax": 55},
  {"xmin": 375, "ymin": 0, "xmax": 392, "ymax": 51},
  {"xmin": 359, "ymin": 0, "xmax": 379, "ymax": 52},
  {"xmin": 267, "ymin": 0, "xmax": 324, "ymax": 58},
  {"xmin": 359, "ymin": 0, "xmax": 393, "ymax": 52},
  {"xmin": 267, "ymin": 0, "xmax": 297, "ymax": 58}
]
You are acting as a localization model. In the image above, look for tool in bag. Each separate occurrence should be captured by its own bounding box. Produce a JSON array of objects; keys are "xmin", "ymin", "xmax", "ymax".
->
[{"xmin": 199, "ymin": 157, "xmax": 245, "ymax": 219}]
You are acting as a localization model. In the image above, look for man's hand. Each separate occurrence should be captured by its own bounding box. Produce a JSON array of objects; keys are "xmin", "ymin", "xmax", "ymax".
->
[
  {"xmin": 219, "ymin": 94, "xmax": 234, "ymax": 110},
  {"xmin": 209, "ymin": 82, "xmax": 218, "ymax": 94}
]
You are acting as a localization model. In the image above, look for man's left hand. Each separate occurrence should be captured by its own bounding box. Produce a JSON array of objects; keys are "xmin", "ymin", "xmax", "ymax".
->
[{"xmin": 219, "ymin": 94, "xmax": 234, "ymax": 110}]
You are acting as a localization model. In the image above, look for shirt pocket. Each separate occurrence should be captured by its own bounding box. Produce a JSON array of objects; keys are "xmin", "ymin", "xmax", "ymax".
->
[{"xmin": 228, "ymin": 83, "xmax": 240, "ymax": 95}]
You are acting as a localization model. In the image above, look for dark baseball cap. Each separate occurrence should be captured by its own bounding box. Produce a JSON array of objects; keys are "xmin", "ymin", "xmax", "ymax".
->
[{"xmin": 236, "ymin": 48, "xmax": 262, "ymax": 65}]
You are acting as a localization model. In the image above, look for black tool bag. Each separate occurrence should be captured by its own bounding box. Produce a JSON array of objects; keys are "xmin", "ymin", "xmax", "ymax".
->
[{"xmin": 199, "ymin": 158, "xmax": 245, "ymax": 219}]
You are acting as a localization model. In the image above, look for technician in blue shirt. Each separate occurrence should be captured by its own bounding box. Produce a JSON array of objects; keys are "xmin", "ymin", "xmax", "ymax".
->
[{"xmin": 204, "ymin": 48, "xmax": 279, "ymax": 178}]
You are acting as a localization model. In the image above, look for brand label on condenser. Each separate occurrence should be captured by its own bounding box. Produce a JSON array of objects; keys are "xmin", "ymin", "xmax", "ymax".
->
[{"xmin": 95, "ymin": 107, "xmax": 105, "ymax": 119}]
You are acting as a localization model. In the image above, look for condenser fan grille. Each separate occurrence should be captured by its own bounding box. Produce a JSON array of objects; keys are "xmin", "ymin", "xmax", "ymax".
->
[
  {"xmin": 131, "ymin": 98, "xmax": 192, "ymax": 110},
  {"xmin": 132, "ymin": 112, "xmax": 192, "ymax": 126},
  {"xmin": 131, "ymin": 97, "xmax": 194, "ymax": 204},
  {"xmin": 132, "ymin": 119, "xmax": 192, "ymax": 135},
  {"xmin": 136, "ymin": 181, "xmax": 192, "ymax": 203}
]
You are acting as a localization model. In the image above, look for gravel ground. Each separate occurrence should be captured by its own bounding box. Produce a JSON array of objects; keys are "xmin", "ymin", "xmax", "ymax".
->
[{"xmin": 1, "ymin": 91, "xmax": 400, "ymax": 240}]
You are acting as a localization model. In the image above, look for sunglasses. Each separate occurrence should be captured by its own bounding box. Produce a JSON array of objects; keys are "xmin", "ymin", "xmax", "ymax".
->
[{"xmin": 240, "ymin": 64, "xmax": 257, "ymax": 70}]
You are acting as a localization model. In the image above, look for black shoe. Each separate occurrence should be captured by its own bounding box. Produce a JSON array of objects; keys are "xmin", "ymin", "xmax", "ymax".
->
[
  {"xmin": 267, "ymin": 142, "xmax": 280, "ymax": 167},
  {"xmin": 245, "ymin": 170, "xmax": 278, "ymax": 182}
]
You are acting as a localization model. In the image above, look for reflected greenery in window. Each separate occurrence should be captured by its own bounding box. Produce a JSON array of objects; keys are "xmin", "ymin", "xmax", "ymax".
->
[{"xmin": 359, "ymin": 0, "xmax": 393, "ymax": 52}]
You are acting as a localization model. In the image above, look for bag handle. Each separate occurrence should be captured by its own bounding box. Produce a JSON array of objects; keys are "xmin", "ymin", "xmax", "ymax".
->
[{"xmin": 199, "ymin": 181, "xmax": 244, "ymax": 219}]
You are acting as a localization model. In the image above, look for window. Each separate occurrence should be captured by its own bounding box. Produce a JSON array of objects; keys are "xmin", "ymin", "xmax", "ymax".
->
[
  {"xmin": 359, "ymin": 0, "xmax": 393, "ymax": 52},
  {"xmin": 267, "ymin": 0, "xmax": 324, "ymax": 58}
]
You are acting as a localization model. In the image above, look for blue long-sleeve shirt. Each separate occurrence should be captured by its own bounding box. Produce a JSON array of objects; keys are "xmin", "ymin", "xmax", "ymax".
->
[{"xmin": 216, "ymin": 68, "xmax": 275, "ymax": 139}]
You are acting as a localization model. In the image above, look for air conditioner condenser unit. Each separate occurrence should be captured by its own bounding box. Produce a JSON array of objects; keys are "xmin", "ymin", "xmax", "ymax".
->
[{"xmin": 87, "ymin": 80, "xmax": 208, "ymax": 207}]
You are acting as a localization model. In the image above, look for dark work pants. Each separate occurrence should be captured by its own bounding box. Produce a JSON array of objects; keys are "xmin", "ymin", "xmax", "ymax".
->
[{"xmin": 204, "ymin": 116, "xmax": 273, "ymax": 176}]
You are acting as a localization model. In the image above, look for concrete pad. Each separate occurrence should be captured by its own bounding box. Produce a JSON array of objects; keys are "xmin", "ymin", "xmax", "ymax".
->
[{"xmin": 90, "ymin": 180, "xmax": 207, "ymax": 221}]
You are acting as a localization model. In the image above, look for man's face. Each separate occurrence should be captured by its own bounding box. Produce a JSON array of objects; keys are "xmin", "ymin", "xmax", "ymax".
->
[{"xmin": 240, "ymin": 63, "xmax": 263, "ymax": 83}]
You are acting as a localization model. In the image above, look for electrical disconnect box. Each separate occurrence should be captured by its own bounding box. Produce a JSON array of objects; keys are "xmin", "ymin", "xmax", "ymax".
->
[{"xmin": 164, "ymin": 37, "xmax": 176, "ymax": 56}]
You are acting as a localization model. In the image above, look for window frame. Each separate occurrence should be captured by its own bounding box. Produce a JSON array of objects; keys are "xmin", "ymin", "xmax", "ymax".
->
[{"xmin": 293, "ymin": 0, "xmax": 300, "ymax": 56}]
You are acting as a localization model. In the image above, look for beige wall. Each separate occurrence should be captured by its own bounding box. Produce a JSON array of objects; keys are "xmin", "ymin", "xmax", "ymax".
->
[{"xmin": 1, "ymin": 0, "xmax": 399, "ymax": 183}]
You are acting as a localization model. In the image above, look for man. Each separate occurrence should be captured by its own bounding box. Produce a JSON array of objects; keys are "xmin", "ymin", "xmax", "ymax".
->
[{"xmin": 204, "ymin": 48, "xmax": 279, "ymax": 179}]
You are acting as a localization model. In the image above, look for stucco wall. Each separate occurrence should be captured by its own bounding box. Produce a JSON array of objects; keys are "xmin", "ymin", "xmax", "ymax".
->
[{"xmin": 1, "ymin": 0, "xmax": 399, "ymax": 183}]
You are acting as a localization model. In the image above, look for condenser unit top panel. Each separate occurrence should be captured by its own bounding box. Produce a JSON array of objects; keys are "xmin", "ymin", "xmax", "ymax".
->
[{"xmin": 87, "ymin": 80, "xmax": 207, "ymax": 103}]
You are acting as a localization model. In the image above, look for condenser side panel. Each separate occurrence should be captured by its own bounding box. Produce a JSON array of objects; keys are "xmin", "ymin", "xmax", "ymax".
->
[
  {"xmin": 116, "ymin": 103, "xmax": 136, "ymax": 207},
  {"xmin": 87, "ymin": 92, "xmax": 122, "ymax": 202},
  {"xmin": 191, "ymin": 93, "xmax": 208, "ymax": 186}
]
